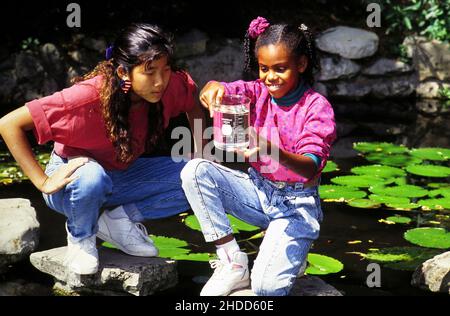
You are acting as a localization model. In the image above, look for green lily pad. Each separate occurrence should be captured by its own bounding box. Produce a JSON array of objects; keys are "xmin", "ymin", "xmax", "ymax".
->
[
  {"xmin": 418, "ymin": 198, "xmax": 450, "ymax": 210},
  {"xmin": 404, "ymin": 228, "xmax": 450, "ymax": 249},
  {"xmin": 306, "ymin": 253, "xmax": 344, "ymax": 275},
  {"xmin": 368, "ymin": 185, "xmax": 429, "ymax": 198},
  {"xmin": 322, "ymin": 161, "xmax": 339, "ymax": 173},
  {"xmin": 410, "ymin": 148, "xmax": 450, "ymax": 161},
  {"xmin": 184, "ymin": 214, "xmax": 258, "ymax": 234},
  {"xmin": 331, "ymin": 175, "xmax": 387, "ymax": 188},
  {"xmin": 151, "ymin": 235, "xmax": 189, "ymax": 249},
  {"xmin": 385, "ymin": 216, "xmax": 412, "ymax": 224},
  {"xmin": 406, "ymin": 165, "xmax": 450, "ymax": 178},
  {"xmin": 385, "ymin": 203, "xmax": 420, "ymax": 211},
  {"xmin": 364, "ymin": 153, "xmax": 422, "ymax": 167},
  {"xmin": 172, "ymin": 253, "xmax": 216, "ymax": 262},
  {"xmin": 319, "ymin": 185, "xmax": 367, "ymax": 201},
  {"xmin": 428, "ymin": 188, "xmax": 450, "ymax": 198},
  {"xmin": 393, "ymin": 177, "xmax": 408, "ymax": 186},
  {"xmin": 368, "ymin": 194, "xmax": 410, "ymax": 205},
  {"xmin": 358, "ymin": 247, "xmax": 442, "ymax": 271},
  {"xmin": 351, "ymin": 165, "xmax": 406, "ymax": 178},
  {"xmin": 428, "ymin": 183, "xmax": 450, "ymax": 189},
  {"xmin": 347, "ymin": 199, "xmax": 381, "ymax": 209},
  {"xmin": 353, "ymin": 142, "xmax": 409, "ymax": 154}
]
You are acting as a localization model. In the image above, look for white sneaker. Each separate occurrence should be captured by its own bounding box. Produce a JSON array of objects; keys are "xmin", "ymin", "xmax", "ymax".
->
[
  {"xmin": 200, "ymin": 248, "xmax": 250, "ymax": 296},
  {"xmin": 97, "ymin": 209, "xmax": 158, "ymax": 257},
  {"xmin": 297, "ymin": 260, "xmax": 308, "ymax": 277},
  {"xmin": 64, "ymin": 224, "xmax": 99, "ymax": 275}
]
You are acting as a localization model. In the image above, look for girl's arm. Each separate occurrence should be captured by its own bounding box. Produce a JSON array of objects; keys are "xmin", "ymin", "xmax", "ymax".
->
[{"xmin": 0, "ymin": 106, "xmax": 87, "ymax": 194}]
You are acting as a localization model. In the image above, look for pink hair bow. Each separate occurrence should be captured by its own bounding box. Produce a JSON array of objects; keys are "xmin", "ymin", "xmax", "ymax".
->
[{"xmin": 248, "ymin": 16, "xmax": 270, "ymax": 39}]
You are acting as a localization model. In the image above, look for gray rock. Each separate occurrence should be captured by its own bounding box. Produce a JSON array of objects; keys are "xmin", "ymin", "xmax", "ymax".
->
[
  {"xmin": 333, "ymin": 80, "xmax": 371, "ymax": 99},
  {"xmin": 30, "ymin": 247, "xmax": 178, "ymax": 296},
  {"xmin": 40, "ymin": 43, "xmax": 64, "ymax": 78},
  {"xmin": 415, "ymin": 98, "xmax": 450, "ymax": 114},
  {"xmin": 403, "ymin": 36, "xmax": 450, "ymax": 81},
  {"xmin": 371, "ymin": 75, "xmax": 416, "ymax": 98},
  {"xmin": 230, "ymin": 276, "xmax": 343, "ymax": 296},
  {"xmin": 362, "ymin": 58, "xmax": 413, "ymax": 76},
  {"xmin": 0, "ymin": 279, "xmax": 51, "ymax": 296},
  {"xmin": 316, "ymin": 26, "xmax": 379, "ymax": 59},
  {"xmin": 175, "ymin": 29, "xmax": 209, "ymax": 59},
  {"xmin": 318, "ymin": 57, "xmax": 361, "ymax": 81},
  {"xmin": 312, "ymin": 82, "xmax": 328, "ymax": 97},
  {"xmin": 0, "ymin": 70, "xmax": 17, "ymax": 104},
  {"xmin": 15, "ymin": 52, "xmax": 44, "ymax": 81},
  {"xmin": 82, "ymin": 38, "xmax": 107, "ymax": 54},
  {"xmin": 416, "ymin": 80, "xmax": 450, "ymax": 99},
  {"xmin": 412, "ymin": 251, "xmax": 450, "ymax": 294},
  {"xmin": 184, "ymin": 40, "xmax": 244, "ymax": 90},
  {"xmin": 0, "ymin": 199, "xmax": 40, "ymax": 272}
]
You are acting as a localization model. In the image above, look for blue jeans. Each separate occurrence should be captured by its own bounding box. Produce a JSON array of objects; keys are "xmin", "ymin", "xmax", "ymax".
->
[
  {"xmin": 43, "ymin": 152, "xmax": 190, "ymax": 242},
  {"xmin": 180, "ymin": 159, "xmax": 323, "ymax": 296}
]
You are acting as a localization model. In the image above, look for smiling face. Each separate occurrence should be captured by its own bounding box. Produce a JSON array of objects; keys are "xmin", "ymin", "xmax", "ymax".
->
[
  {"xmin": 257, "ymin": 43, "xmax": 307, "ymax": 99},
  {"xmin": 120, "ymin": 55, "xmax": 172, "ymax": 104}
]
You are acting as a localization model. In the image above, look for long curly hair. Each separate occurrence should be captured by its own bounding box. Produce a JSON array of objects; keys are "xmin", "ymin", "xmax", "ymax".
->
[
  {"xmin": 73, "ymin": 23, "xmax": 175, "ymax": 163},
  {"xmin": 243, "ymin": 21, "xmax": 320, "ymax": 86}
]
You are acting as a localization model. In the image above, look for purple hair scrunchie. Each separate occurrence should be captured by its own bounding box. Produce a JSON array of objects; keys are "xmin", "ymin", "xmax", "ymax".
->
[
  {"xmin": 105, "ymin": 45, "xmax": 114, "ymax": 60},
  {"xmin": 248, "ymin": 16, "xmax": 270, "ymax": 39}
]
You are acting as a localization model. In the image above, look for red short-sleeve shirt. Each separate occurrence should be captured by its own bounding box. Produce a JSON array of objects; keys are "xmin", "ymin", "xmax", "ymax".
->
[{"xmin": 26, "ymin": 71, "xmax": 197, "ymax": 170}]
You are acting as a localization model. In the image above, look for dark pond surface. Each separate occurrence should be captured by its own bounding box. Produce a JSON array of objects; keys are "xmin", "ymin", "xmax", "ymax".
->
[{"xmin": 0, "ymin": 155, "xmax": 446, "ymax": 296}]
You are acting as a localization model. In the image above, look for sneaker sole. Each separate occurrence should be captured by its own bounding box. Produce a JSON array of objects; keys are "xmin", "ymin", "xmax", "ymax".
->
[
  {"xmin": 97, "ymin": 231, "xmax": 159, "ymax": 257},
  {"xmin": 201, "ymin": 278, "xmax": 250, "ymax": 296}
]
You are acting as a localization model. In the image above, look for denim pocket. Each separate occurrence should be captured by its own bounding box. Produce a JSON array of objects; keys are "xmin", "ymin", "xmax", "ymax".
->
[{"xmin": 283, "ymin": 194, "xmax": 321, "ymax": 221}]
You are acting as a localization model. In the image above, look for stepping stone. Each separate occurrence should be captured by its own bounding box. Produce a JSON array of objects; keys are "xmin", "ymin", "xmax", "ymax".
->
[
  {"xmin": 229, "ymin": 276, "xmax": 343, "ymax": 296},
  {"xmin": 30, "ymin": 247, "xmax": 178, "ymax": 296},
  {"xmin": 0, "ymin": 198, "xmax": 40, "ymax": 273}
]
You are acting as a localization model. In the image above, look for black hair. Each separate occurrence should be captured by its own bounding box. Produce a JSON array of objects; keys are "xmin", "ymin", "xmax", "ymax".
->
[
  {"xmin": 77, "ymin": 23, "xmax": 176, "ymax": 163},
  {"xmin": 243, "ymin": 22, "xmax": 320, "ymax": 86}
]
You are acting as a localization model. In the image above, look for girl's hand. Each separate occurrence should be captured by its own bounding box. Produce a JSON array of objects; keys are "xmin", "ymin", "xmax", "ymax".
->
[
  {"xmin": 40, "ymin": 157, "xmax": 88, "ymax": 194},
  {"xmin": 199, "ymin": 81, "xmax": 225, "ymax": 118},
  {"xmin": 235, "ymin": 128, "xmax": 272, "ymax": 162}
]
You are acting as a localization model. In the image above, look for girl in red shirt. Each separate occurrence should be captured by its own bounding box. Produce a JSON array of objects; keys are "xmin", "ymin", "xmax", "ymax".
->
[{"xmin": 0, "ymin": 23, "xmax": 205, "ymax": 275}]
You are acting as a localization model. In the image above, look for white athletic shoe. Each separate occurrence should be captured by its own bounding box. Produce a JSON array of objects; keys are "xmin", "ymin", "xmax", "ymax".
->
[
  {"xmin": 64, "ymin": 224, "xmax": 99, "ymax": 275},
  {"xmin": 200, "ymin": 248, "xmax": 250, "ymax": 296},
  {"xmin": 97, "ymin": 208, "xmax": 158, "ymax": 257}
]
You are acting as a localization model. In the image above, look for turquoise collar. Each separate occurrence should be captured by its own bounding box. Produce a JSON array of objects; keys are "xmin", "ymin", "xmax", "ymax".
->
[{"xmin": 271, "ymin": 80, "xmax": 309, "ymax": 107}]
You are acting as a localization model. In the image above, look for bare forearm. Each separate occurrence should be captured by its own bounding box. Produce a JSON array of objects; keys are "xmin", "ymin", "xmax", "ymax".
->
[
  {"xmin": 187, "ymin": 101, "xmax": 207, "ymax": 155},
  {"xmin": 278, "ymin": 148, "xmax": 317, "ymax": 179},
  {"xmin": 0, "ymin": 108, "xmax": 47, "ymax": 190}
]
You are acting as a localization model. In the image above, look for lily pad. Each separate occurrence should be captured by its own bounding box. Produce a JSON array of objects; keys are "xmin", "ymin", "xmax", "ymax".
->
[
  {"xmin": 330, "ymin": 175, "xmax": 387, "ymax": 188},
  {"xmin": 406, "ymin": 165, "xmax": 450, "ymax": 178},
  {"xmin": 351, "ymin": 165, "xmax": 406, "ymax": 178},
  {"xmin": 357, "ymin": 247, "xmax": 442, "ymax": 271},
  {"xmin": 418, "ymin": 198, "xmax": 450, "ymax": 210},
  {"xmin": 319, "ymin": 185, "xmax": 367, "ymax": 201},
  {"xmin": 184, "ymin": 214, "xmax": 259, "ymax": 234},
  {"xmin": 368, "ymin": 185, "xmax": 429, "ymax": 198},
  {"xmin": 404, "ymin": 227, "xmax": 450, "ymax": 249},
  {"xmin": 409, "ymin": 148, "xmax": 450, "ymax": 161},
  {"xmin": 368, "ymin": 194, "xmax": 410, "ymax": 205},
  {"xmin": 322, "ymin": 161, "xmax": 339, "ymax": 173},
  {"xmin": 364, "ymin": 153, "xmax": 422, "ymax": 167},
  {"xmin": 172, "ymin": 253, "xmax": 216, "ymax": 262},
  {"xmin": 385, "ymin": 202, "xmax": 420, "ymax": 211},
  {"xmin": 353, "ymin": 142, "xmax": 409, "ymax": 154},
  {"xmin": 385, "ymin": 215, "xmax": 412, "ymax": 224},
  {"xmin": 347, "ymin": 199, "xmax": 381, "ymax": 209},
  {"xmin": 306, "ymin": 253, "xmax": 344, "ymax": 275},
  {"xmin": 428, "ymin": 183, "xmax": 450, "ymax": 189},
  {"xmin": 428, "ymin": 188, "xmax": 450, "ymax": 198}
]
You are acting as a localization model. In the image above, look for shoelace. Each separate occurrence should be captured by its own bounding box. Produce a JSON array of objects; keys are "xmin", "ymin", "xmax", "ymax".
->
[{"xmin": 132, "ymin": 222, "xmax": 154, "ymax": 244}]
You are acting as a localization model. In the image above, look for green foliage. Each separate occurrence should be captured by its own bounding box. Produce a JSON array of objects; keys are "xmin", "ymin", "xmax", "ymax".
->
[
  {"xmin": 306, "ymin": 253, "xmax": 344, "ymax": 276},
  {"xmin": 21, "ymin": 37, "xmax": 40, "ymax": 51},
  {"xmin": 381, "ymin": 0, "xmax": 450, "ymax": 42},
  {"xmin": 404, "ymin": 227, "xmax": 450, "ymax": 249}
]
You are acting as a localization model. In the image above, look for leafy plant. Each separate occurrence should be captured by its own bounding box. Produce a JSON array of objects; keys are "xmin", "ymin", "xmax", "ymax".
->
[{"xmin": 21, "ymin": 37, "xmax": 40, "ymax": 51}]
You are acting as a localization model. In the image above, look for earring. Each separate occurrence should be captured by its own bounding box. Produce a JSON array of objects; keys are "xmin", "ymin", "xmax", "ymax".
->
[{"xmin": 120, "ymin": 79, "xmax": 131, "ymax": 94}]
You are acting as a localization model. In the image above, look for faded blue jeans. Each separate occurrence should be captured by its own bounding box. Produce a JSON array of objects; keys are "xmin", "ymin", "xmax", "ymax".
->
[
  {"xmin": 43, "ymin": 152, "xmax": 190, "ymax": 242},
  {"xmin": 180, "ymin": 159, "xmax": 323, "ymax": 296}
]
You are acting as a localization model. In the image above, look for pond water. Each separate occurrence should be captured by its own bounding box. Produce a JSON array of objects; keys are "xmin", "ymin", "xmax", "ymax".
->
[{"xmin": 0, "ymin": 155, "xmax": 446, "ymax": 296}]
